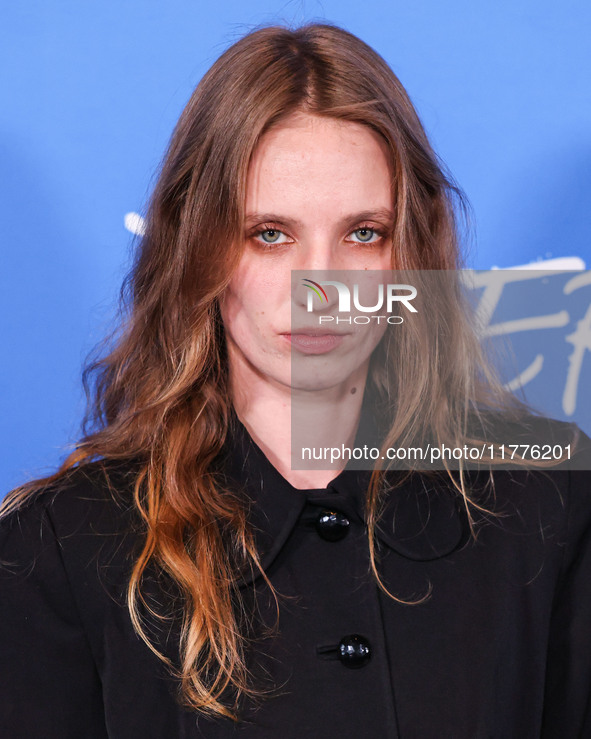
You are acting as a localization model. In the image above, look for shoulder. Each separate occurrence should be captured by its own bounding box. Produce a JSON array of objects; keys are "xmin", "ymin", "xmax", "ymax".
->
[
  {"xmin": 465, "ymin": 426, "xmax": 591, "ymax": 573},
  {"xmin": 0, "ymin": 459, "xmax": 144, "ymax": 575},
  {"xmin": 473, "ymin": 409, "xmax": 582, "ymax": 448},
  {"xmin": 0, "ymin": 461, "xmax": 146, "ymax": 736}
]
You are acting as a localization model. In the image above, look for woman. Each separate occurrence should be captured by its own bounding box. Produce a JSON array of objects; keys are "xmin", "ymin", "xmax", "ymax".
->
[{"xmin": 1, "ymin": 23, "xmax": 590, "ymax": 738}]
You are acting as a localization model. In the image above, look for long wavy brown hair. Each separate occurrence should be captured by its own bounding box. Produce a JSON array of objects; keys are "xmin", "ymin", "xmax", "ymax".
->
[{"xmin": 1, "ymin": 23, "xmax": 540, "ymax": 719}]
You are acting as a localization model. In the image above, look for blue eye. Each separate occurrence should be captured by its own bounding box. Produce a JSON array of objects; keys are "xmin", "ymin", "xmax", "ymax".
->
[
  {"xmin": 253, "ymin": 228, "xmax": 291, "ymax": 245},
  {"xmin": 350, "ymin": 227, "xmax": 377, "ymax": 243},
  {"xmin": 260, "ymin": 229, "xmax": 282, "ymax": 243}
]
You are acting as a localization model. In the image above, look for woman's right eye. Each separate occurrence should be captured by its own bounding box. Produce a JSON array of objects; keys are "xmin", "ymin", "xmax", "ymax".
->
[{"xmin": 253, "ymin": 228, "xmax": 291, "ymax": 245}]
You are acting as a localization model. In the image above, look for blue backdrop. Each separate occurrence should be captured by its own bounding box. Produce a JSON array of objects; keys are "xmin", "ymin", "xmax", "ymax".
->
[{"xmin": 2, "ymin": 0, "xmax": 590, "ymax": 492}]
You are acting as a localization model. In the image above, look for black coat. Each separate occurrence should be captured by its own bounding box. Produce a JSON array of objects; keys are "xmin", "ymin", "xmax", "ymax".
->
[{"xmin": 1, "ymin": 419, "xmax": 591, "ymax": 738}]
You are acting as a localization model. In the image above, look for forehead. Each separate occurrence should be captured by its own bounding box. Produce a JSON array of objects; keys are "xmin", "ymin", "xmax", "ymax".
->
[{"xmin": 245, "ymin": 113, "xmax": 393, "ymax": 217}]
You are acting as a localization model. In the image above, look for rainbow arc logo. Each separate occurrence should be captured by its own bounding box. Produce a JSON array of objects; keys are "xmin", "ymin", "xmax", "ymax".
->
[{"xmin": 302, "ymin": 278, "xmax": 329, "ymax": 303}]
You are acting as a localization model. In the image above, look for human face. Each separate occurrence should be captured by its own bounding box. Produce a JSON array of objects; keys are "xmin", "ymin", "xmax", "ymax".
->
[{"xmin": 220, "ymin": 112, "xmax": 395, "ymax": 394}]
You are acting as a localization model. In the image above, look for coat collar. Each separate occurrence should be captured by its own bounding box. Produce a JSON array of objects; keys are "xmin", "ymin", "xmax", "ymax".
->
[{"xmin": 219, "ymin": 407, "xmax": 467, "ymax": 587}]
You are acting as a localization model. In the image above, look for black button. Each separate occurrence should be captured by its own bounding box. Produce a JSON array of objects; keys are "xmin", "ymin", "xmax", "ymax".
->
[
  {"xmin": 338, "ymin": 635, "xmax": 371, "ymax": 668},
  {"xmin": 315, "ymin": 509, "xmax": 350, "ymax": 541}
]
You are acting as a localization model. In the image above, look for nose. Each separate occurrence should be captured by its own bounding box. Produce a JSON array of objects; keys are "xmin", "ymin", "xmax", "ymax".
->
[
  {"xmin": 292, "ymin": 238, "xmax": 344, "ymax": 313},
  {"xmin": 292, "ymin": 236, "xmax": 340, "ymax": 272}
]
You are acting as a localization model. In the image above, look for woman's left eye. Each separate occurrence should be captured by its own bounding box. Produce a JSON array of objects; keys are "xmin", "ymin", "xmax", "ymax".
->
[{"xmin": 348, "ymin": 227, "xmax": 381, "ymax": 244}]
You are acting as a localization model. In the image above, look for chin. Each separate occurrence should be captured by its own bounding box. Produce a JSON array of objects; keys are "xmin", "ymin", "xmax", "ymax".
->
[{"xmin": 290, "ymin": 370, "xmax": 358, "ymax": 393}]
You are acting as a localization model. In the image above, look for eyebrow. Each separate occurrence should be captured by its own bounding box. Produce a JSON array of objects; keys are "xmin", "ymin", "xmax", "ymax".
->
[{"xmin": 245, "ymin": 209, "xmax": 395, "ymax": 229}]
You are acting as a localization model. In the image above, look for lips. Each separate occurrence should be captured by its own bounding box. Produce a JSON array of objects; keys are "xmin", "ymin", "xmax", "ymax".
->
[
  {"xmin": 281, "ymin": 330, "xmax": 350, "ymax": 355},
  {"xmin": 287, "ymin": 328, "xmax": 350, "ymax": 337}
]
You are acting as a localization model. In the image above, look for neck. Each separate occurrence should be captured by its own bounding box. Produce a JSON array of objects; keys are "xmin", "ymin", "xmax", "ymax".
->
[{"xmin": 229, "ymin": 350, "xmax": 369, "ymax": 490}]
